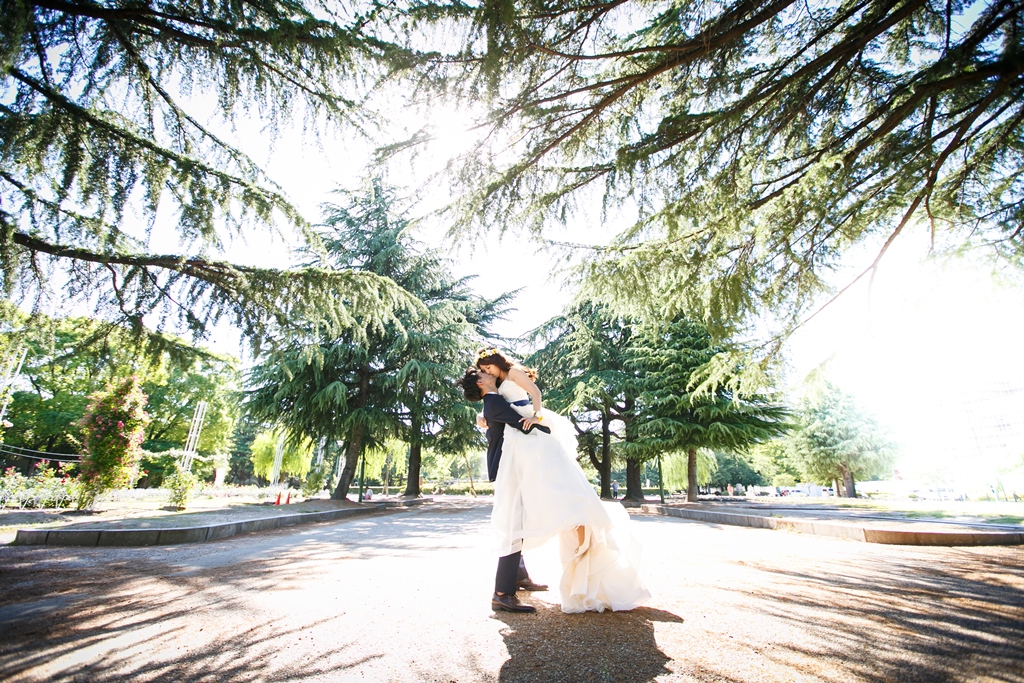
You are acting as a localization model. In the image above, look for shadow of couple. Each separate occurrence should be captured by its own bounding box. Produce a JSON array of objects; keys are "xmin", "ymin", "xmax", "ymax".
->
[{"xmin": 492, "ymin": 603, "xmax": 683, "ymax": 682}]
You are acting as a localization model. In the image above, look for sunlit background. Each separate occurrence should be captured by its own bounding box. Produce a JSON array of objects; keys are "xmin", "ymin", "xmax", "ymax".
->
[{"xmin": 79, "ymin": 95, "xmax": 1024, "ymax": 498}]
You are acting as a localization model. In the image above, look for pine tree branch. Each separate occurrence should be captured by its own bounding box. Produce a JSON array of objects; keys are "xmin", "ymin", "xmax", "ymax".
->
[
  {"xmin": 10, "ymin": 230, "xmax": 285, "ymax": 285},
  {"xmin": 6, "ymin": 67, "xmax": 296, "ymax": 220}
]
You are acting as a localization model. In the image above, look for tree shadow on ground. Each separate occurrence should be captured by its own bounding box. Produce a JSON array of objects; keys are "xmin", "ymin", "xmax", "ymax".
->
[
  {"xmin": 0, "ymin": 588, "xmax": 376, "ymax": 682},
  {"xmin": 736, "ymin": 553, "xmax": 1024, "ymax": 683},
  {"xmin": 493, "ymin": 604, "xmax": 683, "ymax": 683}
]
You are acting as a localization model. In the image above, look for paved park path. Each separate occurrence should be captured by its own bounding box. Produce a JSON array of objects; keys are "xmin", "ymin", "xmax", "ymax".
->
[{"xmin": 1, "ymin": 500, "xmax": 1022, "ymax": 682}]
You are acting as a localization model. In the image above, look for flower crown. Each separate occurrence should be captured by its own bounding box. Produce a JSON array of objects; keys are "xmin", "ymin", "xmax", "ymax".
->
[{"xmin": 476, "ymin": 348, "xmax": 500, "ymax": 361}]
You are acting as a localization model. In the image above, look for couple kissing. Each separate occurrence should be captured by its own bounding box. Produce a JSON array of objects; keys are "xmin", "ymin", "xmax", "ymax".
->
[{"xmin": 460, "ymin": 348, "xmax": 650, "ymax": 615}]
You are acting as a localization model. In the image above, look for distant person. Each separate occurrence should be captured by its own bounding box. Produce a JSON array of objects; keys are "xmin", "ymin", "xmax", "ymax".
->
[
  {"xmin": 363, "ymin": 487, "xmax": 373, "ymax": 500},
  {"xmin": 611, "ymin": 481, "xmax": 619, "ymax": 499}
]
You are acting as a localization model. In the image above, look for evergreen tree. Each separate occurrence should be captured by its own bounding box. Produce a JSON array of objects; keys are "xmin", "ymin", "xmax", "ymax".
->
[
  {"xmin": 789, "ymin": 381, "xmax": 897, "ymax": 497},
  {"xmin": 243, "ymin": 180, "xmax": 508, "ymax": 499},
  {"xmin": 525, "ymin": 302, "xmax": 639, "ymax": 498},
  {"xmin": 1, "ymin": 0, "xmax": 416, "ymax": 348},
  {"xmin": 412, "ymin": 0, "xmax": 1024, "ymax": 353},
  {"xmin": 632, "ymin": 317, "xmax": 790, "ymax": 501}
]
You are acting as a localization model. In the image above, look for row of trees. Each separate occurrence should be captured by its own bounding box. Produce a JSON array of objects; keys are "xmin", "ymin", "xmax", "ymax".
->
[
  {"xmin": 527, "ymin": 306, "xmax": 789, "ymax": 501},
  {"xmin": 526, "ymin": 305, "xmax": 896, "ymax": 500},
  {"xmin": 0, "ymin": 177, "xmax": 898, "ymax": 502},
  {"xmin": 0, "ymin": 0, "xmax": 1008, "ymax": 501}
]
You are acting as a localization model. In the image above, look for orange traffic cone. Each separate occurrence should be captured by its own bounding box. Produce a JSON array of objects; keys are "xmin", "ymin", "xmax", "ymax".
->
[
  {"xmin": 285, "ymin": 491, "xmax": 291, "ymax": 505},
  {"xmin": 274, "ymin": 492, "xmax": 282, "ymax": 505}
]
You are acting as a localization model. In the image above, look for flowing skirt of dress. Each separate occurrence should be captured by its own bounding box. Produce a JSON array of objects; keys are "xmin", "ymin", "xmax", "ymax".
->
[{"xmin": 492, "ymin": 422, "xmax": 650, "ymax": 613}]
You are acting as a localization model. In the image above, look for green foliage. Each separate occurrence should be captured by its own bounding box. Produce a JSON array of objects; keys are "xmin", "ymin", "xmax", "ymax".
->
[
  {"xmin": 142, "ymin": 355, "xmax": 239, "ymax": 457},
  {"xmin": 416, "ymin": 0, "xmax": 1024, "ymax": 357},
  {"xmin": 773, "ymin": 474, "xmax": 798, "ymax": 488},
  {"xmin": 525, "ymin": 305, "xmax": 789, "ymax": 499},
  {"xmin": 0, "ymin": 0, "xmax": 420, "ymax": 349},
  {"xmin": 77, "ymin": 375, "xmax": 150, "ymax": 508},
  {"xmin": 434, "ymin": 481, "xmax": 494, "ymax": 496},
  {"xmin": 301, "ymin": 465, "xmax": 329, "ymax": 497},
  {"xmin": 661, "ymin": 449, "xmax": 716, "ymax": 491},
  {"xmin": 632, "ymin": 318, "xmax": 791, "ymax": 456},
  {"xmin": 748, "ymin": 440, "xmax": 803, "ymax": 487},
  {"xmin": 709, "ymin": 452, "xmax": 766, "ymax": 489},
  {"xmin": 244, "ymin": 179, "xmax": 510, "ymax": 499},
  {"xmin": 249, "ymin": 429, "xmax": 314, "ymax": 481},
  {"xmin": 361, "ymin": 438, "xmax": 409, "ymax": 490},
  {"xmin": 525, "ymin": 301, "xmax": 639, "ymax": 497},
  {"xmin": 0, "ymin": 460, "xmax": 78, "ymax": 509},
  {"xmin": 1, "ymin": 305, "xmax": 241, "ymax": 476},
  {"xmin": 163, "ymin": 461, "xmax": 200, "ymax": 509},
  {"xmin": 227, "ymin": 415, "xmax": 260, "ymax": 484},
  {"xmin": 788, "ymin": 382, "xmax": 897, "ymax": 496}
]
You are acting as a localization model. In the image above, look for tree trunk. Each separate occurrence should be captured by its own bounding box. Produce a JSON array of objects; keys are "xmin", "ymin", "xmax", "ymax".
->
[
  {"xmin": 599, "ymin": 414, "xmax": 612, "ymax": 498},
  {"xmin": 625, "ymin": 458, "xmax": 644, "ymax": 501},
  {"xmin": 332, "ymin": 423, "xmax": 363, "ymax": 500},
  {"xmin": 687, "ymin": 447, "xmax": 698, "ymax": 503},
  {"xmin": 404, "ymin": 426, "xmax": 422, "ymax": 497},
  {"xmin": 332, "ymin": 372, "xmax": 369, "ymax": 500},
  {"xmin": 841, "ymin": 466, "xmax": 857, "ymax": 498}
]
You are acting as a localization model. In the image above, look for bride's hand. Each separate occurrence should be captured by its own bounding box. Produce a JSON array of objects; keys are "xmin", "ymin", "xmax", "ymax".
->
[{"xmin": 520, "ymin": 416, "xmax": 541, "ymax": 429}]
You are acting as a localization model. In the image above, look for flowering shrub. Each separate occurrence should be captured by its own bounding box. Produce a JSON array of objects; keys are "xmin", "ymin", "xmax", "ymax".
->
[
  {"xmin": 162, "ymin": 460, "xmax": 200, "ymax": 509},
  {"xmin": 77, "ymin": 376, "xmax": 150, "ymax": 509},
  {"xmin": 0, "ymin": 461, "xmax": 78, "ymax": 510}
]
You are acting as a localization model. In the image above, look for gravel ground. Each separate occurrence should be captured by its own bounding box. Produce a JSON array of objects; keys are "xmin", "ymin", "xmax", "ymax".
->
[{"xmin": 0, "ymin": 499, "xmax": 1021, "ymax": 683}]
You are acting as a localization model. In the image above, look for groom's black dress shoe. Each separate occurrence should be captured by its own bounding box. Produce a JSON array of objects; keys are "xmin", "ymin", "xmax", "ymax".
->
[
  {"xmin": 492, "ymin": 592, "xmax": 536, "ymax": 613},
  {"xmin": 516, "ymin": 579, "xmax": 548, "ymax": 591}
]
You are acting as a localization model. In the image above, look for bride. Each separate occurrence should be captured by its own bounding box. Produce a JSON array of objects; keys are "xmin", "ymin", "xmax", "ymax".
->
[{"xmin": 474, "ymin": 348, "xmax": 650, "ymax": 613}]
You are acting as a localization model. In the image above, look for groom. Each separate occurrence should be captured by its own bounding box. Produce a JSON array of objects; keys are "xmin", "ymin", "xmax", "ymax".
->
[{"xmin": 461, "ymin": 367, "xmax": 548, "ymax": 613}]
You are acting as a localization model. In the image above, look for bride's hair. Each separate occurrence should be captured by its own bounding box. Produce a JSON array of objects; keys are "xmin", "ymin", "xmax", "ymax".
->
[
  {"xmin": 459, "ymin": 368, "xmax": 484, "ymax": 402},
  {"xmin": 475, "ymin": 347, "xmax": 538, "ymax": 381}
]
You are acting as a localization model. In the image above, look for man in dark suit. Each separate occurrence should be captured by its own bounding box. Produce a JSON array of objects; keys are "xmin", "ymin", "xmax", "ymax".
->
[{"xmin": 461, "ymin": 367, "xmax": 548, "ymax": 613}]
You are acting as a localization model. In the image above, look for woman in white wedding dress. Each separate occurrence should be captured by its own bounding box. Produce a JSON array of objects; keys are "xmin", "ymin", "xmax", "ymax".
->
[{"xmin": 475, "ymin": 348, "xmax": 650, "ymax": 614}]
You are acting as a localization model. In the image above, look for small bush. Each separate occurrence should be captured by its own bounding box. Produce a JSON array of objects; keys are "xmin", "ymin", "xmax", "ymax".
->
[
  {"xmin": 0, "ymin": 461, "xmax": 78, "ymax": 510},
  {"xmin": 163, "ymin": 462, "xmax": 200, "ymax": 509},
  {"xmin": 301, "ymin": 466, "xmax": 329, "ymax": 497}
]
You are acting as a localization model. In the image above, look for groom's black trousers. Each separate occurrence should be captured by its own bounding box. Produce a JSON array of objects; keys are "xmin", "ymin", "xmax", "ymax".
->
[{"xmin": 495, "ymin": 551, "xmax": 521, "ymax": 594}]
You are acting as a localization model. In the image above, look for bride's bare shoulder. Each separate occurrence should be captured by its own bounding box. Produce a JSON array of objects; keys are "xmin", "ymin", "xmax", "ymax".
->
[{"xmin": 508, "ymin": 366, "xmax": 537, "ymax": 386}]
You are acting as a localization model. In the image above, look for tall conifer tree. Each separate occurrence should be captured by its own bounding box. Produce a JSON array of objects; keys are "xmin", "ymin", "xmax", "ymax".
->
[
  {"xmin": 526, "ymin": 301, "xmax": 639, "ymax": 498},
  {"xmin": 632, "ymin": 317, "xmax": 790, "ymax": 501},
  {"xmin": 243, "ymin": 180, "xmax": 508, "ymax": 498}
]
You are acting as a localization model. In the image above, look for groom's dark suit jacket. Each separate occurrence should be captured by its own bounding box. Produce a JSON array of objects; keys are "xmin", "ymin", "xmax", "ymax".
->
[{"xmin": 483, "ymin": 393, "xmax": 550, "ymax": 482}]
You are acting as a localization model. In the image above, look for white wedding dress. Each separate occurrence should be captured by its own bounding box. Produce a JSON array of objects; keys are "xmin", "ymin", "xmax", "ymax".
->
[{"xmin": 491, "ymin": 380, "xmax": 650, "ymax": 613}]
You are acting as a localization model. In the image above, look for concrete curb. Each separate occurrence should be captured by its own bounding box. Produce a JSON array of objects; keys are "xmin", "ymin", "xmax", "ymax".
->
[
  {"xmin": 640, "ymin": 505, "xmax": 1024, "ymax": 547},
  {"xmin": 12, "ymin": 498, "xmax": 432, "ymax": 547}
]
